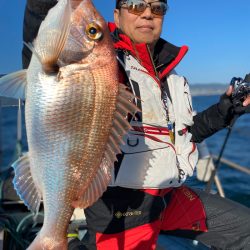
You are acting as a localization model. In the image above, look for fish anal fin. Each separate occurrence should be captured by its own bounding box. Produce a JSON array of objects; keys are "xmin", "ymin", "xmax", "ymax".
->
[{"xmin": 12, "ymin": 153, "xmax": 42, "ymax": 214}]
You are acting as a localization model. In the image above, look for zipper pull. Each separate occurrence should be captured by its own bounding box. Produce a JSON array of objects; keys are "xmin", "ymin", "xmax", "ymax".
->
[
  {"xmin": 167, "ymin": 121, "xmax": 175, "ymax": 144},
  {"xmin": 176, "ymin": 156, "xmax": 185, "ymax": 183}
]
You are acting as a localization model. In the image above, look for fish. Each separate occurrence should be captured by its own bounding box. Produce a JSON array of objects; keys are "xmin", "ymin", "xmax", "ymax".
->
[{"xmin": 0, "ymin": 0, "xmax": 138, "ymax": 249}]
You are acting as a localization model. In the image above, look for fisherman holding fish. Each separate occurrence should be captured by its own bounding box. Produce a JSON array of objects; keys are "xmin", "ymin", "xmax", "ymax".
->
[{"xmin": 3, "ymin": 0, "xmax": 250, "ymax": 249}]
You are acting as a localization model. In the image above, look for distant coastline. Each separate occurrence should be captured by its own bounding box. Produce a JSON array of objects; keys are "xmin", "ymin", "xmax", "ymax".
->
[
  {"xmin": 190, "ymin": 83, "xmax": 227, "ymax": 96},
  {"xmin": 0, "ymin": 74, "xmax": 228, "ymax": 97}
]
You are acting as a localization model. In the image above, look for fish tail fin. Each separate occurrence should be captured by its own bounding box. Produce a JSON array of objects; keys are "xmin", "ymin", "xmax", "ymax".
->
[
  {"xmin": 12, "ymin": 153, "xmax": 42, "ymax": 215},
  {"xmin": 72, "ymin": 84, "xmax": 140, "ymax": 209}
]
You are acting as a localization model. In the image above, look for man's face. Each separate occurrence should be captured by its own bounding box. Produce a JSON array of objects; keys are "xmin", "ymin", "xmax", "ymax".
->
[{"xmin": 114, "ymin": 0, "xmax": 164, "ymax": 48}]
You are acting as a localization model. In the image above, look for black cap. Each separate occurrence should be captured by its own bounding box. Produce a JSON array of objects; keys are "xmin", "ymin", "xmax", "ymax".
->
[
  {"xmin": 115, "ymin": 0, "xmax": 120, "ymax": 8},
  {"xmin": 244, "ymin": 73, "xmax": 250, "ymax": 83}
]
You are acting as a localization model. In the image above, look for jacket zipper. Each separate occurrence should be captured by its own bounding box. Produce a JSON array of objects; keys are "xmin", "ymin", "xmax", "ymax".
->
[
  {"xmin": 146, "ymin": 44, "xmax": 160, "ymax": 80},
  {"xmin": 146, "ymin": 47, "xmax": 185, "ymax": 181}
]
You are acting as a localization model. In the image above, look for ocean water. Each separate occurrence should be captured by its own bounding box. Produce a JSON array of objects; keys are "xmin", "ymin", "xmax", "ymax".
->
[
  {"xmin": 191, "ymin": 95, "xmax": 250, "ymax": 207},
  {"xmin": 0, "ymin": 95, "xmax": 249, "ymax": 208}
]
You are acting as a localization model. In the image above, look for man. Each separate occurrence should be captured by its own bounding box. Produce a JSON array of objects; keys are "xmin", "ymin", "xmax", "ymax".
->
[{"xmin": 22, "ymin": 0, "xmax": 250, "ymax": 249}]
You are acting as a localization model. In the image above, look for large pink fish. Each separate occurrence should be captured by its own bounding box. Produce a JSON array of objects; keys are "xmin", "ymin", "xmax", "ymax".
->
[{"xmin": 0, "ymin": 0, "xmax": 138, "ymax": 249}]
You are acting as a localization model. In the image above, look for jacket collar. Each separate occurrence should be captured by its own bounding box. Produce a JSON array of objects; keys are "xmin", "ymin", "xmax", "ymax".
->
[{"xmin": 108, "ymin": 22, "xmax": 188, "ymax": 80}]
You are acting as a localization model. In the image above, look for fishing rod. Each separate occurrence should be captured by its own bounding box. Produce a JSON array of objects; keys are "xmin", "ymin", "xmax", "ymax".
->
[
  {"xmin": 205, "ymin": 73, "xmax": 250, "ymax": 193},
  {"xmin": 0, "ymin": 74, "xmax": 4, "ymax": 168}
]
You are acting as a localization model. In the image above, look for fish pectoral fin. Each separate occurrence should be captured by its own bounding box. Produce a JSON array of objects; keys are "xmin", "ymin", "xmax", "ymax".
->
[
  {"xmin": 0, "ymin": 70, "xmax": 27, "ymax": 100},
  {"xmin": 12, "ymin": 153, "xmax": 42, "ymax": 214},
  {"xmin": 72, "ymin": 162, "xmax": 111, "ymax": 209},
  {"xmin": 33, "ymin": 0, "xmax": 71, "ymax": 73}
]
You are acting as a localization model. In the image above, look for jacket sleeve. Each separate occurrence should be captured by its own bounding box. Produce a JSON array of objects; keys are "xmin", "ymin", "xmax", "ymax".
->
[
  {"xmin": 190, "ymin": 103, "xmax": 230, "ymax": 143},
  {"xmin": 22, "ymin": 0, "xmax": 57, "ymax": 68}
]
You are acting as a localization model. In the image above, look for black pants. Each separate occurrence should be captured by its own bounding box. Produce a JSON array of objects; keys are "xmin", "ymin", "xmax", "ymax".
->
[
  {"xmin": 84, "ymin": 186, "xmax": 250, "ymax": 250},
  {"xmin": 168, "ymin": 188, "xmax": 250, "ymax": 250}
]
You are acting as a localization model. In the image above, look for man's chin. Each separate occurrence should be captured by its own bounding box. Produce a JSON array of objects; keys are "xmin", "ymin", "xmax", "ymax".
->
[{"xmin": 134, "ymin": 37, "xmax": 155, "ymax": 45}]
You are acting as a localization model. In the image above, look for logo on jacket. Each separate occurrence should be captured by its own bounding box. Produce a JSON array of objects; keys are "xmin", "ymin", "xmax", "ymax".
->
[
  {"xmin": 181, "ymin": 187, "xmax": 196, "ymax": 201},
  {"xmin": 131, "ymin": 66, "xmax": 144, "ymax": 72},
  {"xmin": 114, "ymin": 210, "xmax": 142, "ymax": 219}
]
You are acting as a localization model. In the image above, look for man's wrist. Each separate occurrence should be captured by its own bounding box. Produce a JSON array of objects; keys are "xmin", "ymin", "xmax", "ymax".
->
[{"xmin": 217, "ymin": 93, "xmax": 234, "ymax": 122}]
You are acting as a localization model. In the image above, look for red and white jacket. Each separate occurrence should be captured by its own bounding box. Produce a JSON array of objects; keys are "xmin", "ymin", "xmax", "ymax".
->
[{"xmin": 108, "ymin": 23, "xmax": 198, "ymax": 189}]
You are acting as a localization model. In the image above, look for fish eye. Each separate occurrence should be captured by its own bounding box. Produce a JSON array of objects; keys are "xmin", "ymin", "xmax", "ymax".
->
[{"xmin": 85, "ymin": 23, "xmax": 102, "ymax": 41}]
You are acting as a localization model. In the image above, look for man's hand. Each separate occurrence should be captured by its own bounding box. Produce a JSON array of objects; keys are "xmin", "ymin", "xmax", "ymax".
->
[{"xmin": 226, "ymin": 85, "xmax": 250, "ymax": 114}]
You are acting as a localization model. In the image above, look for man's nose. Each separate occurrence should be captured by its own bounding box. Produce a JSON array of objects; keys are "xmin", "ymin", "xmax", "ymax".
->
[{"xmin": 140, "ymin": 6, "xmax": 153, "ymax": 18}]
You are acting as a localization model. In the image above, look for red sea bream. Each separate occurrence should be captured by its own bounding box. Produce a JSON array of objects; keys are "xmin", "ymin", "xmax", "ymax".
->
[{"xmin": 0, "ymin": 0, "xmax": 138, "ymax": 249}]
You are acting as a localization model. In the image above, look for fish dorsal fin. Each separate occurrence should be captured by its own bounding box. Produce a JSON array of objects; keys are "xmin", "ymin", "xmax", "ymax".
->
[
  {"xmin": 72, "ymin": 84, "xmax": 140, "ymax": 209},
  {"xmin": 0, "ymin": 70, "xmax": 27, "ymax": 100},
  {"xmin": 104, "ymin": 84, "xmax": 140, "ymax": 164},
  {"xmin": 12, "ymin": 153, "xmax": 42, "ymax": 214},
  {"xmin": 33, "ymin": 0, "xmax": 71, "ymax": 73}
]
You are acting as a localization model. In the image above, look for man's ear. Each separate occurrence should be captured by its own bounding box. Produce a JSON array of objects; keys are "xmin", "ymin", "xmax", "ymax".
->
[{"xmin": 114, "ymin": 9, "xmax": 120, "ymax": 28}]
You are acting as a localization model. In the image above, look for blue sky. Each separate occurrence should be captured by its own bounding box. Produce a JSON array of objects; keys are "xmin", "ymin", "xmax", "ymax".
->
[{"xmin": 0, "ymin": 0, "xmax": 249, "ymax": 84}]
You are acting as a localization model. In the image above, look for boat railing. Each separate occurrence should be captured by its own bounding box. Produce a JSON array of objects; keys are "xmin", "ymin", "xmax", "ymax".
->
[
  {"xmin": 196, "ymin": 152, "xmax": 250, "ymax": 198},
  {"xmin": 212, "ymin": 155, "xmax": 250, "ymax": 175}
]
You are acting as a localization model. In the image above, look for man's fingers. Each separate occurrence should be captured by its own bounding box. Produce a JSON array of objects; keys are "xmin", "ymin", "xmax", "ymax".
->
[
  {"xmin": 243, "ymin": 95, "xmax": 250, "ymax": 106},
  {"xmin": 226, "ymin": 85, "xmax": 233, "ymax": 96}
]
